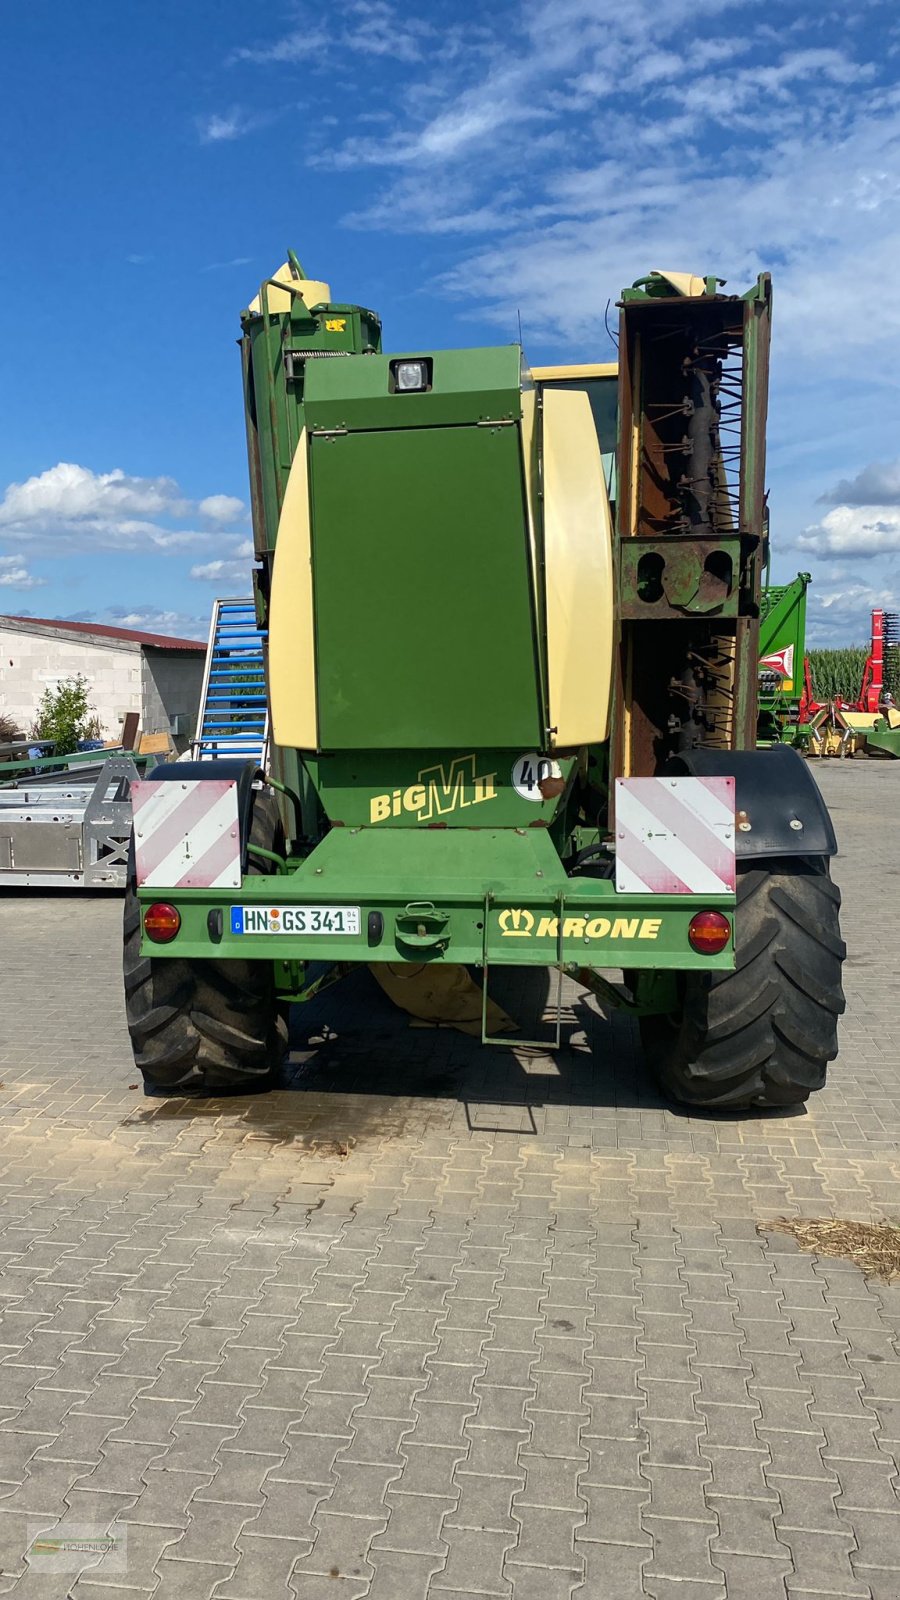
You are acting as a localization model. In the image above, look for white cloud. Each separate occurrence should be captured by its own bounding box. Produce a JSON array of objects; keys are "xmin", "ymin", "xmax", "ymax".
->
[
  {"xmin": 200, "ymin": 257, "xmax": 253, "ymax": 273},
  {"xmin": 283, "ymin": 2, "xmax": 900, "ymax": 392},
  {"xmin": 317, "ymin": 58, "xmax": 550, "ymax": 171},
  {"xmin": 62, "ymin": 607, "xmax": 209, "ymax": 640},
  {"xmin": 197, "ymin": 109, "xmax": 258, "ymax": 143},
  {"xmin": 190, "ymin": 541, "xmax": 255, "ymax": 586},
  {"xmin": 312, "ymin": 0, "xmax": 743, "ymax": 173},
  {"xmin": 795, "ymin": 505, "xmax": 900, "ymax": 558},
  {"xmin": 820, "ymin": 460, "xmax": 900, "ymax": 506},
  {"xmin": 0, "ymin": 463, "xmax": 188, "ymax": 525},
  {"xmin": 429, "ymin": 97, "xmax": 900, "ymax": 364},
  {"xmin": 233, "ymin": 31, "xmax": 306, "ymax": 65},
  {"xmin": 235, "ymin": 0, "xmax": 441, "ymax": 66},
  {"xmin": 198, "ymin": 494, "xmax": 247, "ymax": 524},
  {"xmin": 0, "ymin": 555, "xmax": 45, "ymax": 590},
  {"xmin": 0, "ymin": 463, "xmax": 245, "ymax": 555},
  {"xmin": 806, "ymin": 573, "xmax": 900, "ymax": 647}
]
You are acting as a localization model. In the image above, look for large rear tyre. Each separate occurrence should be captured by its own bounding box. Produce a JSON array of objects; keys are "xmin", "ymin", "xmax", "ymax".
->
[
  {"xmin": 124, "ymin": 790, "xmax": 289, "ymax": 1097},
  {"xmin": 640, "ymin": 857, "xmax": 846, "ymax": 1110}
]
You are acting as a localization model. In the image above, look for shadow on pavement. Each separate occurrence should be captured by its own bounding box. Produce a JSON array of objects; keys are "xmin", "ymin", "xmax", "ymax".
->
[{"xmin": 122, "ymin": 964, "xmax": 806, "ymax": 1143}]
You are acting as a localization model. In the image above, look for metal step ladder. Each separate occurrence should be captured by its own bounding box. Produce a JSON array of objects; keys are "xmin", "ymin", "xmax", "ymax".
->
[{"xmin": 196, "ymin": 598, "xmax": 268, "ymax": 764}]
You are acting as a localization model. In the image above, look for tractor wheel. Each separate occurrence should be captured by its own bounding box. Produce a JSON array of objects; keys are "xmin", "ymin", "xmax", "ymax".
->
[
  {"xmin": 123, "ymin": 789, "xmax": 289, "ymax": 1096},
  {"xmin": 640, "ymin": 857, "xmax": 846, "ymax": 1110}
]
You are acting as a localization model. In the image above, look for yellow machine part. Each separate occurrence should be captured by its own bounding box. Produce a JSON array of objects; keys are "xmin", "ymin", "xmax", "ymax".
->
[
  {"xmin": 249, "ymin": 262, "xmax": 332, "ymax": 316},
  {"xmin": 808, "ymin": 725, "xmax": 857, "ymax": 758},
  {"xmin": 530, "ymin": 362, "xmax": 618, "ymax": 380},
  {"xmin": 539, "ymin": 388, "xmax": 615, "ymax": 749},
  {"xmin": 268, "ymin": 430, "xmax": 318, "ymax": 749},
  {"xmin": 809, "ymin": 702, "xmax": 900, "ymax": 758},
  {"xmin": 839, "ymin": 709, "xmax": 900, "ymax": 731},
  {"xmin": 370, "ymin": 963, "xmax": 516, "ymax": 1037},
  {"xmin": 649, "ymin": 270, "xmax": 709, "ymax": 298}
]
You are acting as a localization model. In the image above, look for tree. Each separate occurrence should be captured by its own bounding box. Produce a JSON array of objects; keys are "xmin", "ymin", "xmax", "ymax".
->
[{"xmin": 31, "ymin": 675, "xmax": 102, "ymax": 756}]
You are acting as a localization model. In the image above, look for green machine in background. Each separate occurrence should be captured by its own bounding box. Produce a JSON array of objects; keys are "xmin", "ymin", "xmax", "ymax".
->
[
  {"xmin": 123, "ymin": 255, "xmax": 846, "ymax": 1112},
  {"xmin": 757, "ymin": 572, "xmax": 812, "ymax": 744}
]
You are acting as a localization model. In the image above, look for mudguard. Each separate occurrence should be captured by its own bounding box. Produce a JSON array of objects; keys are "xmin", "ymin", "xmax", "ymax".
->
[{"xmin": 664, "ymin": 745, "xmax": 837, "ymax": 859}]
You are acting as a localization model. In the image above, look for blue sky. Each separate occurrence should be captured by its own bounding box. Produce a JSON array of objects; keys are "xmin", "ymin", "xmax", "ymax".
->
[{"xmin": 1, "ymin": 0, "xmax": 898, "ymax": 644}]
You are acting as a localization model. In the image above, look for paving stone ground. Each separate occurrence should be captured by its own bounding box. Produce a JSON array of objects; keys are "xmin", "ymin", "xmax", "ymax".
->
[{"xmin": 0, "ymin": 760, "xmax": 899, "ymax": 1598}]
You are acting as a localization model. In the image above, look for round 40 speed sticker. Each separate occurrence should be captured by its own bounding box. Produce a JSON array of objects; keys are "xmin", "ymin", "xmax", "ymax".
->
[{"xmin": 511, "ymin": 753, "xmax": 563, "ymax": 801}]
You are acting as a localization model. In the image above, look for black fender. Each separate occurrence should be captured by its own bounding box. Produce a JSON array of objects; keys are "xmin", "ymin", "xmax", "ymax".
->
[
  {"xmin": 145, "ymin": 760, "xmax": 264, "ymax": 872},
  {"xmin": 663, "ymin": 745, "xmax": 837, "ymax": 859}
]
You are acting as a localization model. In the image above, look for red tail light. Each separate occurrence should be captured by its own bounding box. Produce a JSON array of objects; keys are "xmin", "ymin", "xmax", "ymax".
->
[
  {"xmin": 144, "ymin": 902, "xmax": 181, "ymax": 944},
  {"xmin": 688, "ymin": 910, "xmax": 731, "ymax": 955}
]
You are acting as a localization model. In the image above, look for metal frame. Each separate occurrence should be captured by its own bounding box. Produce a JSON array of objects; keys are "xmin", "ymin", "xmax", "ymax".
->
[{"xmin": 0, "ymin": 756, "xmax": 141, "ymax": 889}]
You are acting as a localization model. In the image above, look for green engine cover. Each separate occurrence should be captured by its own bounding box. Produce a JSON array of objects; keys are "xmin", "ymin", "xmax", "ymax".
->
[{"xmin": 308, "ymin": 367, "xmax": 542, "ymax": 752}]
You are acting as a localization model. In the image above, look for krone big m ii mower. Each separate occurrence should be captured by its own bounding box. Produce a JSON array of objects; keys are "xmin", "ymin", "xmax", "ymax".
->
[{"xmin": 124, "ymin": 255, "xmax": 846, "ymax": 1109}]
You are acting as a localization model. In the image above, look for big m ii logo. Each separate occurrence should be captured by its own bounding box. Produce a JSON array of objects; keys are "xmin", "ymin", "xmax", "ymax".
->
[{"xmin": 370, "ymin": 755, "xmax": 497, "ymax": 824}]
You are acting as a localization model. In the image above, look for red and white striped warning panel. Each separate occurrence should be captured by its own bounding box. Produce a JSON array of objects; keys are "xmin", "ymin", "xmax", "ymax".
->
[
  {"xmin": 132, "ymin": 779, "xmax": 242, "ymax": 890},
  {"xmin": 614, "ymin": 776, "xmax": 735, "ymax": 896}
]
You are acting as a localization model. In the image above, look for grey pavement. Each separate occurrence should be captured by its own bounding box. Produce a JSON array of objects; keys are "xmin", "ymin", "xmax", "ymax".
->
[{"xmin": 0, "ymin": 759, "xmax": 898, "ymax": 1598}]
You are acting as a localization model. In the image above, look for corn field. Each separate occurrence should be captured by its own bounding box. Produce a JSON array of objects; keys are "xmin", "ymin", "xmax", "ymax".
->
[{"xmin": 807, "ymin": 648, "xmax": 868, "ymax": 703}]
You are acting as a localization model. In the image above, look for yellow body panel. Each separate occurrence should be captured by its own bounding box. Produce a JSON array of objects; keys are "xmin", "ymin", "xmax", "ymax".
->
[
  {"xmin": 530, "ymin": 362, "xmax": 618, "ymax": 380},
  {"xmin": 268, "ymin": 430, "xmax": 318, "ymax": 749},
  {"xmin": 541, "ymin": 389, "xmax": 614, "ymax": 749},
  {"xmin": 249, "ymin": 262, "xmax": 332, "ymax": 316}
]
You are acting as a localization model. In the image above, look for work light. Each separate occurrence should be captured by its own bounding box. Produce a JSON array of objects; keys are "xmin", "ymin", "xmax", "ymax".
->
[{"xmin": 392, "ymin": 359, "xmax": 429, "ymax": 392}]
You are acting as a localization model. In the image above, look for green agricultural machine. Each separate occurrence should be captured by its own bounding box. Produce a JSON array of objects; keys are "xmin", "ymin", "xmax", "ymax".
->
[
  {"xmin": 124, "ymin": 256, "xmax": 846, "ymax": 1109},
  {"xmin": 757, "ymin": 572, "xmax": 812, "ymax": 744}
]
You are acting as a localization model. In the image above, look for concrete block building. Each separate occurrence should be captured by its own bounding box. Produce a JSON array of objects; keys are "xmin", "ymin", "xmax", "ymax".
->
[{"xmin": 0, "ymin": 615, "xmax": 207, "ymax": 748}]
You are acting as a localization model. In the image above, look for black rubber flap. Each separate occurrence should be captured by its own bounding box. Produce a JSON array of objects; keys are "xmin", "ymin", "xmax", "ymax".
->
[{"xmin": 663, "ymin": 745, "xmax": 837, "ymax": 859}]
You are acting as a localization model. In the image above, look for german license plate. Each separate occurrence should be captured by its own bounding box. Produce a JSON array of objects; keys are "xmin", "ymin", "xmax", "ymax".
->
[{"xmin": 230, "ymin": 905, "xmax": 361, "ymax": 935}]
